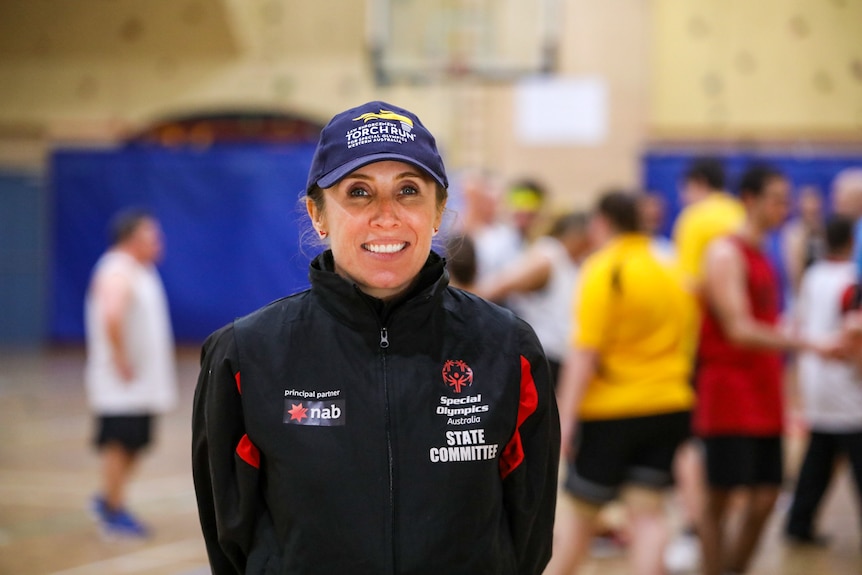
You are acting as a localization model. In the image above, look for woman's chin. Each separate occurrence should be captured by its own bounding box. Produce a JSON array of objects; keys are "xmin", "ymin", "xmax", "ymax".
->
[{"xmin": 359, "ymin": 275, "xmax": 413, "ymax": 300}]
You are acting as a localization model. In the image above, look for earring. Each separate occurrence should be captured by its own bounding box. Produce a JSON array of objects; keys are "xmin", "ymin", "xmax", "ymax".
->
[
  {"xmin": 319, "ymin": 230, "xmax": 327, "ymax": 238},
  {"xmin": 433, "ymin": 227, "xmax": 439, "ymax": 234}
]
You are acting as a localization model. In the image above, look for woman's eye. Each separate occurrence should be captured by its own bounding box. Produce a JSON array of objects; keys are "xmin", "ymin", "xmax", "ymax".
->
[
  {"xmin": 400, "ymin": 185, "xmax": 418, "ymax": 196},
  {"xmin": 349, "ymin": 187, "xmax": 370, "ymax": 197}
]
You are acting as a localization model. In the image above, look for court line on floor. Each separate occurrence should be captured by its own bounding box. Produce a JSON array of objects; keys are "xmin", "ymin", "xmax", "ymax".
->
[
  {"xmin": 49, "ymin": 538, "xmax": 207, "ymax": 575},
  {"xmin": 0, "ymin": 474, "xmax": 198, "ymax": 516}
]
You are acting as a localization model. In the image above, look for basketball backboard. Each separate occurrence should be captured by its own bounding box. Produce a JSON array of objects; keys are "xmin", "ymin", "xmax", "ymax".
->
[{"xmin": 368, "ymin": 0, "xmax": 561, "ymax": 85}]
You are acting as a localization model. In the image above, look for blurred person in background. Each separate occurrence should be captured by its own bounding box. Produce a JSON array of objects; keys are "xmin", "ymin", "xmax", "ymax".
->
[
  {"xmin": 840, "ymin": 170, "xmax": 862, "ymax": 373},
  {"xmin": 546, "ymin": 190, "xmax": 694, "ymax": 575},
  {"xmin": 84, "ymin": 208, "xmax": 178, "ymax": 539},
  {"xmin": 779, "ymin": 185, "xmax": 825, "ymax": 299},
  {"xmin": 665, "ymin": 157, "xmax": 745, "ymax": 573},
  {"xmin": 192, "ymin": 101, "xmax": 560, "ymax": 575},
  {"xmin": 475, "ymin": 211, "xmax": 591, "ymax": 389},
  {"xmin": 608, "ymin": 192, "xmax": 675, "ymax": 552},
  {"xmin": 506, "ymin": 178, "xmax": 548, "ymax": 245},
  {"xmin": 679, "ymin": 158, "xmax": 716, "ymax": 207},
  {"xmin": 694, "ymin": 165, "xmax": 834, "ymax": 575},
  {"xmin": 673, "ymin": 157, "xmax": 745, "ymax": 291},
  {"xmin": 443, "ymin": 232, "xmax": 478, "ymax": 291},
  {"xmin": 638, "ymin": 192, "xmax": 675, "ymax": 262},
  {"xmin": 457, "ymin": 168, "xmax": 522, "ymax": 282},
  {"xmin": 784, "ymin": 214, "xmax": 862, "ymax": 548},
  {"xmin": 778, "ymin": 185, "xmax": 826, "ymax": 460},
  {"xmin": 831, "ymin": 168, "xmax": 862, "ymax": 271}
]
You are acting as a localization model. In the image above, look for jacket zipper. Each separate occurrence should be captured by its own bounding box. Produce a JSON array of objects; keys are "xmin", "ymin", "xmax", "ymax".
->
[{"xmin": 380, "ymin": 326, "xmax": 396, "ymax": 574}]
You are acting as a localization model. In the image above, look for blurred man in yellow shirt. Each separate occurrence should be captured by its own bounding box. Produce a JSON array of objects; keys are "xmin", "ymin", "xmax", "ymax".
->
[
  {"xmin": 674, "ymin": 158, "xmax": 746, "ymax": 290},
  {"xmin": 547, "ymin": 191, "xmax": 695, "ymax": 575}
]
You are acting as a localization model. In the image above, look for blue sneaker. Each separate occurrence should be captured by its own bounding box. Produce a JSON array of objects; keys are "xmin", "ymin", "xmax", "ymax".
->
[{"xmin": 99, "ymin": 506, "xmax": 150, "ymax": 540}]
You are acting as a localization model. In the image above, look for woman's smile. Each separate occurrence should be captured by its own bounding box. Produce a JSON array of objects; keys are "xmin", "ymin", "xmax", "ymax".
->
[{"xmin": 362, "ymin": 241, "xmax": 408, "ymax": 254}]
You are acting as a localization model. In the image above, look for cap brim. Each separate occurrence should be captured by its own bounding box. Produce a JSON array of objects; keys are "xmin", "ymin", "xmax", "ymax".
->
[{"xmin": 314, "ymin": 153, "xmax": 447, "ymax": 191}]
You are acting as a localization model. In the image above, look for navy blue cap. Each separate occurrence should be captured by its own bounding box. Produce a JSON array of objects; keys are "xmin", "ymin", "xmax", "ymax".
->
[{"xmin": 306, "ymin": 101, "xmax": 448, "ymax": 193}]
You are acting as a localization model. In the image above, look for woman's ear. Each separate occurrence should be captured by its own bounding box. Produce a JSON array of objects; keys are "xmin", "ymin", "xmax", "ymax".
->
[{"xmin": 306, "ymin": 198, "xmax": 325, "ymax": 235}]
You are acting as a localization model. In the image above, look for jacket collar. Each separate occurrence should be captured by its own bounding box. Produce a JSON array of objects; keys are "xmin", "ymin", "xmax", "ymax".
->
[{"xmin": 308, "ymin": 250, "xmax": 449, "ymax": 330}]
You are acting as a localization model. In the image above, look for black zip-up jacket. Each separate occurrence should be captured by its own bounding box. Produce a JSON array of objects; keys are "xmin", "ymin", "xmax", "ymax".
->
[{"xmin": 192, "ymin": 251, "xmax": 560, "ymax": 574}]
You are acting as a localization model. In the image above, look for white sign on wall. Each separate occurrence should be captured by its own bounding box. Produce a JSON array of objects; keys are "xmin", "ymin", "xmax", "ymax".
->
[{"xmin": 515, "ymin": 76, "xmax": 608, "ymax": 146}]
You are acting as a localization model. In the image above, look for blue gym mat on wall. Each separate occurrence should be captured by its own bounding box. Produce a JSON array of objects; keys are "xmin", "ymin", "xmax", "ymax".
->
[
  {"xmin": 50, "ymin": 144, "xmax": 318, "ymax": 343},
  {"xmin": 642, "ymin": 151, "xmax": 862, "ymax": 236}
]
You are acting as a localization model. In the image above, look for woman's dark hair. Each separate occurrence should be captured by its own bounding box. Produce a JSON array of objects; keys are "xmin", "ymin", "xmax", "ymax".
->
[
  {"xmin": 108, "ymin": 207, "xmax": 153, "ymax": 245},
  {"xmin": 684, "ymin": 157, "xmax": 725, "ymax": 190},
  {"xmin": 825, "ymin": 214, "xmax": 855, "ymax": 254},
  {"xmin": 596, "ymin": 190, "xmax": 640, "ymax": 233},
  {"xmin": 737, "ymin": 164, "xmax": 785, "ymax": 199}
]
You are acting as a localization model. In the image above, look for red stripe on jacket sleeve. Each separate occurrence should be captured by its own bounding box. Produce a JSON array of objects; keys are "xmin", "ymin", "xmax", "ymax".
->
[
  {"xmin": 499, "ymin": 355, "xmax": 540, "ymax": 479},
  {"xmin": 236, "ymin": 434, "xmax": 260, "ymax": 468},
  {"xmin": 234, "ymin": 372, "xmax": 241, "ymax": 394}
]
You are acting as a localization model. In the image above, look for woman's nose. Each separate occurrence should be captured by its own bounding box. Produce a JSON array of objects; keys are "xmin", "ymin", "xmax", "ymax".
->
[{"xmin": 371, "ymin": 197, "xmax": 400, "ymax": 227}]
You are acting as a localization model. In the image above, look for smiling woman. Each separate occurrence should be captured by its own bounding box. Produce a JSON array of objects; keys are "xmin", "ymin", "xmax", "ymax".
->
[
  {"xmin": 192, "ymin": 101, "xmax": 560, "ymax": 575},
  {"xmin": 303, "ymin": 102, "xmax": 450, "ymax": 300}
]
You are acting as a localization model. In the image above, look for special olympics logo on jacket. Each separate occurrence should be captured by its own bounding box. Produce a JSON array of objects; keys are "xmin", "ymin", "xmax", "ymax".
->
[{"xmin": 442, "ymin": 360, "xmax": 473, "ymax": 393}]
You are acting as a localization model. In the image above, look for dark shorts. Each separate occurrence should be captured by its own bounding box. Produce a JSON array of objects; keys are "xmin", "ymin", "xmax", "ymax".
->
[
  {"xmin": 564, "ymin": 410, "xmax": 691, "ymax": 505},
  {"xmin": 702, "ymin": 435, "xmax": 783, "ymax": 488},
  {"xmin": 93, "ymin": 414, "xmax": 153, "ymax": 453}
]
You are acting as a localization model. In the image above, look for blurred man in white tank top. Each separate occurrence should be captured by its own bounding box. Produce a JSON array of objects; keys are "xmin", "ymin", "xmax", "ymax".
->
[{"xmin": 85, "ymin": 208, "xmax": 177, "ymax": 539}]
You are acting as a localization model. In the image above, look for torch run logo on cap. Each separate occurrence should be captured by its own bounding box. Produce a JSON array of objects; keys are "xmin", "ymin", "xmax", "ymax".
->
[
  {"xmin": 354, "ymin": 109, "xmax": 414, "ymax": 131},
  {"xmin": 345, "ymin": 109, "xmax": 416, "ymax": 148}
]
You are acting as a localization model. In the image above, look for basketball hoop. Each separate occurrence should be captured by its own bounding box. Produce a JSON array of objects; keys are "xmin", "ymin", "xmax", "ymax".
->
[{"xmin": 369, "ymin": 0, "xmax": 559, "ymax": 86}]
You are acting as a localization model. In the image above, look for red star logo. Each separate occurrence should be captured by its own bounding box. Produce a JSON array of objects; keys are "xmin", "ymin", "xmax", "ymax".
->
[{"xmin": 287, "ymin": 403, "xmax": 308, "ymax": 422}]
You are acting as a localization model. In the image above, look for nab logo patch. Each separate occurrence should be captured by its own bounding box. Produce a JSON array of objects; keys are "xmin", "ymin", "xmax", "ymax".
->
[
  {"xmin": 284, "ymin": 399, "xmax": 346, "ymax": 426},
  {"xmin": 442, "ymin": 360, "xmax": 473, "ymax": 393}
]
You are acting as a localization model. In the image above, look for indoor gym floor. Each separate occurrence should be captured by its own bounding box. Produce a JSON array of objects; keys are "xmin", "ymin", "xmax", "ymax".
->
[{"xmin": 0, "ymin": 347, "xmax": 860, "ymax": 575}]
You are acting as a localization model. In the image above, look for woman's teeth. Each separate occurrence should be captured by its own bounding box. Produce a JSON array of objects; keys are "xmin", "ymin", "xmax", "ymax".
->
[{"xmin": 364, "ymin": 243, "xmax": 406, "ymax": 254}]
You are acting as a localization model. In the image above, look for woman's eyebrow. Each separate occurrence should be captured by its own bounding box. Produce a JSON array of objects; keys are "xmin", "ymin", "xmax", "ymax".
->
[{"xmin": 395, "ymin": 171, "xmax": 423, "ymax": 179}]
